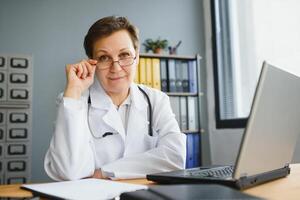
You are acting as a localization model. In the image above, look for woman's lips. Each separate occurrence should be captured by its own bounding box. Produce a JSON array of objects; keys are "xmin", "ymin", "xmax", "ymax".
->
[{"xmin": 108, "ymin": 76, "xmax": 126, "ymax": 80}]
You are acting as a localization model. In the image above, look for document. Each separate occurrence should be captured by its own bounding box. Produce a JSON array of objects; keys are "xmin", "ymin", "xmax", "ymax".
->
[{"xmin": 21, "ymin": 178, "xmax": 148, "ymax": 200}]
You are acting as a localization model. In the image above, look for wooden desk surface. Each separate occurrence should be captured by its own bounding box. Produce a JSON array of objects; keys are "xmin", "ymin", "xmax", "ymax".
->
[{"xmin": 1, "ymin": 164, "xmax": 300, "ymax": 199}]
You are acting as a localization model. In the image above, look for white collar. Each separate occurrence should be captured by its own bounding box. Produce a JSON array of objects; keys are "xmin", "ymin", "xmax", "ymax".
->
[{"xmin": 89, "ymin": 79, "xmax": 147, "ymax": 111}]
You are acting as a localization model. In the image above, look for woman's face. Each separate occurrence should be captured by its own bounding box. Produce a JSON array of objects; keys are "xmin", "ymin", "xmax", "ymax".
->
[{"xmin": 92, "ymin": 30, "xmax": 138, "ymax": 95}]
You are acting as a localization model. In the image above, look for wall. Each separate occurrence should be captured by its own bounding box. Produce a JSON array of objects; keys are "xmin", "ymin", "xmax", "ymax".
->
[{"xmin": 0, "ymin": 0, "xmax": 205, "ymax": 181}]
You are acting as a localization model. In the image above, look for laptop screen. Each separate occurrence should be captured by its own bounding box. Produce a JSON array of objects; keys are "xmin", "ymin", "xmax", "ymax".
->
[{"xmin": 234, "ymin": 61, "xmax": 300, "ymax": 179}]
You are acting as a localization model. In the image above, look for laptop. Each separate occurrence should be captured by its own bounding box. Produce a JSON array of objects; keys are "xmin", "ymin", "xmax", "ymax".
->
[{"xmin": 147, "ymin": 61, "xmax": 300, "ymax": 189}]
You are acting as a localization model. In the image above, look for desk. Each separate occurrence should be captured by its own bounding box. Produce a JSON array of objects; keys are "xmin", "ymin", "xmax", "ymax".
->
[{"xmin": 1, "ymin": 164, "xmax": 300, "ymax": 199}]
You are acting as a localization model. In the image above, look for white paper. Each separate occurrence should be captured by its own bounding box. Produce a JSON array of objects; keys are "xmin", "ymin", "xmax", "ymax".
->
[{"xmin": 22, "ymin": 178, "xmax": 148, "ymax": 200}]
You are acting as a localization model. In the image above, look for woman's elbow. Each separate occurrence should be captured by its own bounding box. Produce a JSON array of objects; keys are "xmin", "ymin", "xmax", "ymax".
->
[
  {"xmin": 44, "ymin": 152, "xmax": 91, "ymax": 181},
  {"xmin": 45, "ymin": 162, "xmax": 89, "ymax": 181}
]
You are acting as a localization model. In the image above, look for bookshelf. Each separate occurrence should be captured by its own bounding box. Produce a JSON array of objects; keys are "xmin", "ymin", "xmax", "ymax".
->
[{"xmin": 135, "ymin": 53, "xmax": 203, "ymax": 168}]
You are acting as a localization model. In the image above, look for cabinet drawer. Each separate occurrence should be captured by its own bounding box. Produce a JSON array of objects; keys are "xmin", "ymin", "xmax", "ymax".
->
[
  {"xmin": 5, "ymin": 159, "xmax": 30, "ymax": 174},
  {"xmin": 0, "ymin": 71, "xmax": 6, "ymax": 84},
  {"xmin": 0, "ymin": 84, "xmax": 7, "ymax": 101},
  {"xmin": 6, "ymin": 125, "xmax": 30, "ymax": 142},
  {"xmin": 9, "ymin": 57, "xmax": 29, "ymax": 71},
  {"xmin": 5, "ymin": 143, "xmax": 29, "ymax": 158},
  {"xmin": 9, "ymin": 72, "xmax": 29, "ymax": 85},
  {"xmin": 0, "ymin": 143, "xmax": 3, "ymax": 157},
  {"xmin": 0, "ymin": 110, "xmax": 6, "ymax": 125},
  {"xmin": 0, "ymin": 126, "xmax": 5, "ymax": 142},
  {"xmin": 0, "ymin": 56, "xmax": 6, "ymax": 70},
  {"xmin": 7, "ymin": 109, "xmax": 30, "ymax": 124},
  {"xmin": 5, "ymin": 174, "xmax": 28, "ymax": 184},
  {"xmin": 8, "ymin": 86, "xmax": 31, "ymax": 102}
]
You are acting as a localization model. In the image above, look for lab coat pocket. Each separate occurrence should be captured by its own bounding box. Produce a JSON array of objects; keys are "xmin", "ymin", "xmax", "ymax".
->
[{"xmin": 143, "ymin": 131, "xmax": 159, "ymax": 150}]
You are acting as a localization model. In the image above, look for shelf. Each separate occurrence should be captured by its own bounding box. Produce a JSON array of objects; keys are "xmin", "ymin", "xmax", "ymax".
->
[
  {"xmin": 166, "ymin": 92, "xmax": 198, "ymax": 97},
  {"xmin": 140, "ymin": 53, "xmax": 201, "ymax": 60},
  {"xmin": 182, "ymin": 130, "xmax": 200, "ymax": 134}
]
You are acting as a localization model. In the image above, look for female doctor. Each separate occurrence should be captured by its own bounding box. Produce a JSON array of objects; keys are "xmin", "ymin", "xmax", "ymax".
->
[{"xmin": 44, "ymin": 16, "xmax": 186, "ymax": 181}]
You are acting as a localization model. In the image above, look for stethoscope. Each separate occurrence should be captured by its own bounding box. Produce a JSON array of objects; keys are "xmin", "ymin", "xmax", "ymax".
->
[{"xmin": 87, "ymin": 86, "xmax": 153, "ymax": 139}]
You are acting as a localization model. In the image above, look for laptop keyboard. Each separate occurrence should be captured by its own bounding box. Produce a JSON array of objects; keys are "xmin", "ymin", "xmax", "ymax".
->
[{"xmin": 186, "ymin": 166, "xmax": 234, "ymax": 178}]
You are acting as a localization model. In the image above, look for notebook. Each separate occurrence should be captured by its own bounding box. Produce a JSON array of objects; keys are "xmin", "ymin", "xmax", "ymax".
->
[
  {"xmin": 147, "ymin": 61, "xmax": 300, "ymax": 189},
  {"xmin": 21, "ymin": 178, "xmax": 148, "ymax": 200}
]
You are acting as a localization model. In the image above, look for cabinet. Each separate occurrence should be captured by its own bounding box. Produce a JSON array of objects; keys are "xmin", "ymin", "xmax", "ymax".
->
[
  {"xmin": 0, "ymin": 55, "xmax": 32, "ymax": 184},
  {"xmin": 136, "ymin": 53, "xmax": 203, "ymax": 168}
]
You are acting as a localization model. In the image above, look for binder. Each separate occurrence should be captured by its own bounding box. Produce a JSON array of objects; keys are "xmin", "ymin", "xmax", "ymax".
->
[
  {"xmin": 168, "ymin": 59, "xmax": 176, "ymax": 92},
  {"xmin": 187, "ymin": 97, "xmax": 198, "ymax": 131},
  {"xmin": 160, "ymin": 59, "xmax": 168, "ymax": 92},
  {"xmin": 188, "ymin": 60, "xmax": 197, "ymax": 93},
  {"xmin": 193, "ymin": 133, "xmax": 200, "ymax": 167},
  {"xmin": 175, "ymin": 60, "xmax": 183, "ymax": 92},
  {"xmin": 186, "ymin": 133, "xmax": 194, "ymax": 168},
  {"xmin": 169, "ymin": 96, "xmax": 180, "ymax": 125},
  {"xmin": 139, "ymin": 58, "xmax": 147, "ymax": 85},
  {"xmin": 179, "ymin": 97, "xmax": 187, "ymax": 131},
  {"xmin": 194, "ymin": 97, "xmax": 199, "ymax": 130},
  {"xmin": 151, "ymin": 58, "xmax": 161, "ymax": 90},
  {"xmin": 181, "ymin": 60, "xmax": 189, "ymax": 92},
  {"xmin": 146, "ymin": 58, "xmax": 152, "ymax": 87}
]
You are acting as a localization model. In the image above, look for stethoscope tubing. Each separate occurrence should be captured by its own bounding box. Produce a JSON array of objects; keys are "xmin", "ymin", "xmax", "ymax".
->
[{"xmin": 87, "ymin": 86, "xmax": 153, "ymax": 138}]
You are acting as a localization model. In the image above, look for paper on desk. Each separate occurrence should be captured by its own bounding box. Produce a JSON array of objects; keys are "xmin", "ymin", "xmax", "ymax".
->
[{"xmin": 21, "ymin": 178, "xmax": 148, "ymax": 200}]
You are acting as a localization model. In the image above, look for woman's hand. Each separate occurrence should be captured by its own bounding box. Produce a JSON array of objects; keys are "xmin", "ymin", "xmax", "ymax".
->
[
  {"xmin": 91, "ymin": 169, "xmax": 105, "ymax": 179},
  {"xmin": 64, "ymin": 59, "xmax": 97, "ymax": 99}
]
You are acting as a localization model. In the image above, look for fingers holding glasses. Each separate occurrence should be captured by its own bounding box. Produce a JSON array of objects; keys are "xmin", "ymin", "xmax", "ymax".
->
[
  {"xmin": 73, "ymin": 59, "xmax": 97, "ymax": 80},
  {"xmin": 65, "ymin": 59, "xmax": 96, "ymax": 83},
  {"xmin": 88, "ymin": 59, "xmax": 98, "ymax": 65},
  {"xmin": 80, "ymin": 62, "xmax": 88, "ymax": 79},
  {"xmin": 84, "ymin": 59, "xmax": 97, "ymax": 78},
  {"xmin": 74, "ymin": 63, "xmax": 83, "ymax": 79},
  {"xmin": 65, "ymin": 63, "xmax": 79, "ymax": 80},
  {"xmin": 64, "ymin": 59, "xmax": 97, "ymax": 99}
]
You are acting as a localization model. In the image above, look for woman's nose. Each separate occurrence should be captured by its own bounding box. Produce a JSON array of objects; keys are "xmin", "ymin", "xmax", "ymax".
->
[{"xmin": 109, "ymin": 61, "xmax": 123, "ymax": 72}]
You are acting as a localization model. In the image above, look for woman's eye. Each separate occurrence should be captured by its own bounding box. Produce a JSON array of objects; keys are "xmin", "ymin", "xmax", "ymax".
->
[
  {"xmin": 119, "ymin": 52, "xmax": 131, "ymax": 59},
  {"xmin": 98, "ymin": 55, "xmax": 110, "ymax": 62}
]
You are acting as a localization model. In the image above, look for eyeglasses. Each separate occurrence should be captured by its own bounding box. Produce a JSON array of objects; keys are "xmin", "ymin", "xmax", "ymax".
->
[{"xmin": 96, "ymin": 56, "xmax": 137, "ymax": 70}]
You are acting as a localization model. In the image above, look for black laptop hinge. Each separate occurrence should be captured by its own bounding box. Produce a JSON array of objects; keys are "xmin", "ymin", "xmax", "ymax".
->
[
  {"xmin": 285, "ymin": 164, "xmax": 291, "ymax": 174},
  {"xmin": 239, "ymin": 173, "xmax": 248, "ymax": 179},
  {"xmin": 284, "ymin": 163, "xmax": 289, "ymax": 168}
]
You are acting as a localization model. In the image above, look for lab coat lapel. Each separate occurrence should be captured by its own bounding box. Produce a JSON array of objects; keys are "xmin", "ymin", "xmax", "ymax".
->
[
  {"xmin": 124, "ymin": 84, "xmax": 148, "ymax": 155},
  {"xmin": 90, "ymin": 79, "xmax": 126, "ymax": 141},
  {"xmin": 102, "ymin": 108, "xmax": 125, "ymax": 141}
]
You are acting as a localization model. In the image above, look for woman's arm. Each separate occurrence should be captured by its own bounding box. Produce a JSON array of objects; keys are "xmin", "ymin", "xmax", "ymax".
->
[
  {"xmin": 100, "ymin": 92, "xmax": 186, "ymax": 179},
  {"xmin": 44, "ymin": 96, "xmax": 96, "ymax": 181},
  {"xmin": 44, "ymin": 59, "xmax": 98, "ymax": 181}
]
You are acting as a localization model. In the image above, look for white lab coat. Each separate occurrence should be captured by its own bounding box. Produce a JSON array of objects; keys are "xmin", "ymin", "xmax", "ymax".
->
[{"xmin": 44, "ymin": 80, "xmax": 186, "ymax": 181}]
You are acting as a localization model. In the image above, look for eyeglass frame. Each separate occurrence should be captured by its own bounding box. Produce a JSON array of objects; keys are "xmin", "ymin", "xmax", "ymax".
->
[{"xmin": 95, "ymin": 56, "xmax": 137, "ymax": 70}]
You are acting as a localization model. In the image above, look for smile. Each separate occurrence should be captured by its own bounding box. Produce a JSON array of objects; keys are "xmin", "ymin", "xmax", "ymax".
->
[{"xmin": 108, "ymin": 76, "xmax": 126, "ymax": 80}]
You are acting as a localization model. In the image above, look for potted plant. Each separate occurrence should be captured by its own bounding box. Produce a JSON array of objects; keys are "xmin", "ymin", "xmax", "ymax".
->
[{"xmin": 143, "ymin": 38, "xmax": 168, "ymax": 54}]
